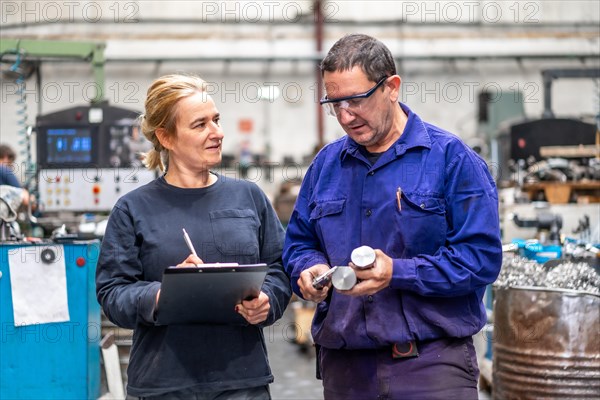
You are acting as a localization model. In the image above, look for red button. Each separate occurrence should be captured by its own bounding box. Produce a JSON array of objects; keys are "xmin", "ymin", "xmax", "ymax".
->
[
  {"xmin": 76, "ymin": 257, "xmax": 86, "ymax": 267},
  {"xmin": 92, "ymin": 185, "xmax": 101, "ymax": 194}
]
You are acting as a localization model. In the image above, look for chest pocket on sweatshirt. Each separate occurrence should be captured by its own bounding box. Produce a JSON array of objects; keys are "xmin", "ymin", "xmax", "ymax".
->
[
  {"xmin": 210, "ymin": 209, "xmax": 260, "ymax": 257},
  {"xmin": 397, "ymin": 192, "xmax": 446, "ymax": 255},
  {"xmin": 309, "ymin": 199, "xmax": 347, "ymax": 263}
]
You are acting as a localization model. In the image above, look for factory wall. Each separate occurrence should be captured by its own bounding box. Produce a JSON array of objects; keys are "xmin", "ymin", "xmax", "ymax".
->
[{"xmin": 1, "ymin": 0, "xmax": 599, "ymax": 194}]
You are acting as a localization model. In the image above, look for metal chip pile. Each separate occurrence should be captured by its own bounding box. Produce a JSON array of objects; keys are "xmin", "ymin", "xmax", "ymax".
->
[{"xmin": 495, "ymin": 255, "xmax": 600, "ymax": 295}]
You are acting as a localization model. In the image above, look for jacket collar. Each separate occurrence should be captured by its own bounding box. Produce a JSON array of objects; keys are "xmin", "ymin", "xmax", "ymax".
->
[{"xmin": 340, "ymin": 102, "xmax": 432, "ymax": 162}]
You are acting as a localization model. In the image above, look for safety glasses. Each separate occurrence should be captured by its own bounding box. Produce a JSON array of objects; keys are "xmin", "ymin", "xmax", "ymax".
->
[{"xmin": 320, "ymin": 76, "xmax": 388, "ymax": 117}]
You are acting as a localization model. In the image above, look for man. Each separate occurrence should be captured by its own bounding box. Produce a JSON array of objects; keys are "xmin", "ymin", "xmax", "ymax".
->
[
  {"xmin": 0, "ymin": 144, "xmax": 29, "ymax": 238},
  {"xmin": 0, "ymin": 144, "xmax": 22, "ymax": 188},
  {"xmin": 283, "ymin": 34, "xmax": 502, "ymax": 400},
  {"xmin": 0, "ymin": 143, "xmax": 29, "ymax": 207}
]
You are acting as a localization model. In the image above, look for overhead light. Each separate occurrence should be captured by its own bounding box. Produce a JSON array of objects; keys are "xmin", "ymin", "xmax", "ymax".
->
[{"xmin": 258, "ymin": 85, "xmax": 280, "ymax": 101}]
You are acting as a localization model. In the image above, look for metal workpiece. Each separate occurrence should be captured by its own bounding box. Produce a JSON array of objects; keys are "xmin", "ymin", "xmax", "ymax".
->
[
  {"xmin": 351, "ymin": 245, "xmax": 376, "ymax": 269},
  {"xmin": 492, "ymin": 287, "xmax": 600, "ymax": 400},
  {"xmin": 331, "ymin": 266, "xmax": 357, "ymax": 291},
  {"xmin": 312, "ymin": 245, "xmax": 377, "ymax": 291},
  {"xmin": 311, "ymin": 266, "xmax": 357, "ymax": 290}
]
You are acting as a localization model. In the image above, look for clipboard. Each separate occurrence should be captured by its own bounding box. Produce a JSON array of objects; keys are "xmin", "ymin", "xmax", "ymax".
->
[{"xmin": 156, "ymin": 263, "xmax": 268, "ymax": 325}]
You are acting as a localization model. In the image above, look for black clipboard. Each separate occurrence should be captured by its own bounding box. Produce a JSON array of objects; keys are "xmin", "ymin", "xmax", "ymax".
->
[{"xmin": 156, "ymin": 263, "xmax": 268, "ymax": 325}]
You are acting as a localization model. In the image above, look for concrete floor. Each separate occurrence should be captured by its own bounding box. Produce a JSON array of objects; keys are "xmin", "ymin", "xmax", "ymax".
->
[{"xmin": 266, "ymin": 307, "xmax": 324, "ymax": 400}]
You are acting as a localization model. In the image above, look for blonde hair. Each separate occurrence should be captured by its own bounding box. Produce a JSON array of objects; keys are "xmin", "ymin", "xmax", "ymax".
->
[{"xmin": 140, "ymin": 74, "xmax": 207, "ymax": 171}]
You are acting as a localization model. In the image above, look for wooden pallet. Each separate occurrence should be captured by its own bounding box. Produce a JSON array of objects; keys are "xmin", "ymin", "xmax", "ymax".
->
[{"xmin": 521, "ymin": 181, "xmax": 600, "ymax": 204}]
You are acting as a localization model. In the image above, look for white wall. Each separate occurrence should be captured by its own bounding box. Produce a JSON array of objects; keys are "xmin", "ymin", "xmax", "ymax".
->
[{"xmin": 2, "ymin": 1, "xmax": 599, "ymax": 196}]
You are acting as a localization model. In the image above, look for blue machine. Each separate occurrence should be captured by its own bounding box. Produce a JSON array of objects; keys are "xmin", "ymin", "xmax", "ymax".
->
[
  {"xmin": 0, "ymin": 242, "xmax": 100, "ymax": 399},
  {"xmin": 511, "ymin": 238, "xmax": 563, "ymax": 263},
  {"xmin": 511, "ymin": 212, "xmax": 563, "ymax": 263}
]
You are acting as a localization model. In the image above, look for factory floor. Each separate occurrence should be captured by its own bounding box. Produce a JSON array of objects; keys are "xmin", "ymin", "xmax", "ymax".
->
[{"xmin": 266, "ymin": 306, "xmax": 493, "ymax": 400}]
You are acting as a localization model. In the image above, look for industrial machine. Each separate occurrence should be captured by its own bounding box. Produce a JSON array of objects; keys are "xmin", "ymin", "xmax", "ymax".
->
[
  {"xmin": 476, "ymin": 68, "xmax": 600, "ymax": 393},
  {"xmin": 34, "ymin": 103, "xmax": 155, "ymax": 233},
  {"xmin": 0, "ymin": 102, "xmax": 145, "ymax": 395},
  {"xmin": 0, "ymin": 241, "xmax": 101, "ymax": 399},
  {"xmin": 2, "ymin": 39, "xmax": 156, "ymax": 236},
  {"xmin": 508, "ymin": 212, "xmax": 564, "ymax": 263},
  {"xmin": 1, "ymin": 40, "xmax": 152, "ymax": 399}
]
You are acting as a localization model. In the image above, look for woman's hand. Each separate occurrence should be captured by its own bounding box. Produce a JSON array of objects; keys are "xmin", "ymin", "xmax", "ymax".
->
[
  {"xmin": 236, "ymin": 291, "xmax": 270, "ymax": 325},
  {"xmin": 176, "ymin": 254, "xmax": 204, "ymax": 267}
]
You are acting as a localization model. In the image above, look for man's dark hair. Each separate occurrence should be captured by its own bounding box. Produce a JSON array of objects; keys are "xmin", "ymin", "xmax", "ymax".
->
[
  {"xmin": 320, "ymin": 34, "xmax": 397, "ymax": 83},
  {"xmin": 0, "ymin": 144, "xmax": 16, "ymax": 162}
]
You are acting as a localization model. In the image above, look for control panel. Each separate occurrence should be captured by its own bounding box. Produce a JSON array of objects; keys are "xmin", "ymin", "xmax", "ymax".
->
[
  {"xmin": 35, "ymin": 103, "xmax": 155, "ymax": 213},
  {"xmin": 38, "ymin": 168, "xmax": 155, "ymax": 212}
]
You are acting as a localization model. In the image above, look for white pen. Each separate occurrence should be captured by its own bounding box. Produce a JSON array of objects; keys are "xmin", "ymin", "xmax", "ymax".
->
[{"xmin": 182, "ymin": 228, "xmax": 198, "ymax": 258}]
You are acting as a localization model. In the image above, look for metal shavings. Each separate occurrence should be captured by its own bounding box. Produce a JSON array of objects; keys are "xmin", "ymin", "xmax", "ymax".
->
[
  {"xmin": 495, "ymin": 255, "xmax": 600, "ymax": 295},
  {"xmin": 495, "ymin": 256, "xmax": 546, "ymax": 288},
  {"xmin": 545, "ymin": 261, "xmax": 600, "ymax": 294}
]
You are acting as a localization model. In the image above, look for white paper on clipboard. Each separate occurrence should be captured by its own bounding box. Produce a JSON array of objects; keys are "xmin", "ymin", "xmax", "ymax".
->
[{"xmin": 8, "ymin": 245, "xmax": 70, "ymax": 326}]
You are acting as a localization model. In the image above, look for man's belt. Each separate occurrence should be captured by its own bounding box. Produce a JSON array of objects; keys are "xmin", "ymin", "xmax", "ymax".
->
[{"xmin": 392, "ymin": 340, "xmax": 419, "ymax": 359}]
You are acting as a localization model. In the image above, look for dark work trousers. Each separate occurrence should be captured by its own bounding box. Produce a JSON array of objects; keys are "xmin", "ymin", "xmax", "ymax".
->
[
  {"xmin": 320, "ymin": 337, "xmax": 479, "ymax": 400},
  {"xmin": 139, "ymin": 385, "xmax": 270, "ymax": 400}
]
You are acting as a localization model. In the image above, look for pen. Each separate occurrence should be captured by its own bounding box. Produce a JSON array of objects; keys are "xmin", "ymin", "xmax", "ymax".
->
[
  {"xmin": 396, "ymin": 187, "xmax": 402, "ymax": 211},
  {"xmin": 182, "ymin": 228, "xmax": 198, "ymax": 258}
]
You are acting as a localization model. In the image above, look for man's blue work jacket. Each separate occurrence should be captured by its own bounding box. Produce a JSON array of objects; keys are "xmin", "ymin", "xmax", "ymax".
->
[{"xmin": 283, "ymin": 103, "xmax": 502, "ymax": 349}]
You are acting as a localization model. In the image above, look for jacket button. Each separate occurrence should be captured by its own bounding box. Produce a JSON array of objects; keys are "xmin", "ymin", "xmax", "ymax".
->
[
  {"xmin": 368, "ymin": 295, "xmax": 374, "ymax": 302},
  {"xmin": 366, "ymin": 209, "xmax": 372, "ymax": 217},
  {"xmin": 368, "ymin": 171, "xmax": 375, "ymax": 176}
]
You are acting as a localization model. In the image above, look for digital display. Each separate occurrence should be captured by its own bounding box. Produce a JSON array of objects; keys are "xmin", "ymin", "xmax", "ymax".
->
[{"xmin": 46, "ymin": 128, "xmax": 92, "ymax": 164}]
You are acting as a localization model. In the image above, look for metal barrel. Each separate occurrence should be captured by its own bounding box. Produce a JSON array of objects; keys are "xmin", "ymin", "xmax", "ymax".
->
[{"xmin": 492, "ymin": 287, "xmax": 600, "ymax": 400}]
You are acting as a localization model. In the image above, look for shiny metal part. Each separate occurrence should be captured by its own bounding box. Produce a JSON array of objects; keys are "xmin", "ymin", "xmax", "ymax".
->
[
  {"xmin": 312, "ymin": 266, "xmax": 338, "ymax": 290},
  {"xmin": 351, "ymin": 245, "xmax": 376, "ymax": 269},
  {"xmin": 331, "ymin": 266, "xmax": 357, "ymax": 290}
]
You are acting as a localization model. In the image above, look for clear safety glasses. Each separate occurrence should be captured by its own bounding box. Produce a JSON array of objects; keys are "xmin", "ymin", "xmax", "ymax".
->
[{"xmin": 319, "ymin": 76, "xmax": 388, "ymax": 117}]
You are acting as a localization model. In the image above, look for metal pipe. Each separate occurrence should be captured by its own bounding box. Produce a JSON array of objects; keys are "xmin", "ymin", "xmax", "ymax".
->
[
  {"xmin": 35, "ymin": 62, "xmax": 42, "ymax": 115},
  {"xmin": 315, "ymin": 0, "xmax": 324, "ymax": 150},
  {"xmin": 2, "ymin": 54, "xmax": 596, "ymax": 64},
  {"xmin": 0, "ymin": 39, "xmax": 106, "ymax": 103},
  {"xmin": 3, "ymin": 19, "xmax": 600, "ymax": 30}
]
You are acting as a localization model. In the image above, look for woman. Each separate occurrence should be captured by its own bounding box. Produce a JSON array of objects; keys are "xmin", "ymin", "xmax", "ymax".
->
[{"xmin": 96, "ymin": 74, "xmax": 291, "ymax": 399}]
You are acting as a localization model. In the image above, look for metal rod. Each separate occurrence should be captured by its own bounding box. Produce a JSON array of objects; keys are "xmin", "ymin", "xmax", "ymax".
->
[
  {"xmin": 315, "ymin": 0, "xmax": 324, "ymax": 150},
  {"xmin": 2, "ymin": 54, "xmax": 596, "ymax": 64},
  {"xmin": 3, "ymin": 19, "xmax": 600, "ymax": 29}
]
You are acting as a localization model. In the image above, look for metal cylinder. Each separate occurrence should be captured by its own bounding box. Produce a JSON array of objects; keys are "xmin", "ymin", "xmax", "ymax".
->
[
  {"xmin": 331, "ymin": 266, "xmax": 357, "ymax": 290},
  {"xmin": 351, "ymin": 245, "xmax": 376, "ymax": 269},
  {"xmin": 492, "ymin": 287, "xmax": 600, "ymax": 399}
]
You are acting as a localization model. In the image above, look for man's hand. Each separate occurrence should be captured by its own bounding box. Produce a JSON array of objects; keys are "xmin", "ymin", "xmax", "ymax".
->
[
  {"xmin": 340, "ymin": 249, "xmax": 393, "ymax": 296},
  {"xmin": 298, "ymin": 263, "xmax": 332, "ymax": 303},
  {"xmin": 237, "ymin": 291, "xmax": 270, "ymax": 325},
  {"xmin": 176, "ymin": 254, "xmax": 203, "ymax": 267}
]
